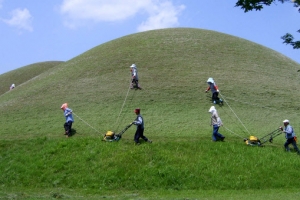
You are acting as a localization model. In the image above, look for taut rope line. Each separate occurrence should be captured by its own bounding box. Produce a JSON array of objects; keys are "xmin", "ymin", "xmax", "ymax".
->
[{"xmin": 219, "ymin": 92, "xmax": 251, "ymax": 135}]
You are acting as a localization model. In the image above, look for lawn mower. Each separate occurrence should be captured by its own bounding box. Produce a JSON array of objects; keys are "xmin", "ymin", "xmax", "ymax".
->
[
  {"xmin": 244, "ymin": 128, "xmax": 282, "ymax": 146},
  {"xmin": 103, "ymin": 123, "xmax": 133, "ymax": 142}
]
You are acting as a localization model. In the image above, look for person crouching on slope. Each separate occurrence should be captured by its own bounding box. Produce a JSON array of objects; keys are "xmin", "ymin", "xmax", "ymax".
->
[
  {"xmin": 132, "ymin": 108, "xmax": 151, "ymax": 145},
  {"xmin": 205, "ymin": 77, "xmax": 222, "ymax": 104},
  {"xmin": 208, "ymin": 106, "xmax": 225, "ymax": 142},
  {"xmin": 61, "ymin": 103, "xmax": 74, "ymax": 138}
]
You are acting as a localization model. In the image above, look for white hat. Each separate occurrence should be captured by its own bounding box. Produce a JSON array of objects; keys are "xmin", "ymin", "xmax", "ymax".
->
[
  {"xmin": 130, "ymin": 64, "xmax": 136, "ymax": 68},
  {"xmin": 208, "ymin": 106, "xmax": 216, "ymax": 113},
  {"xmin": 283, "ymin": 119, "xmax": 289, "ymax": 123},
  {"xmin": 207, "ymin": 78, "xmax": 214, "ymax": 83}
]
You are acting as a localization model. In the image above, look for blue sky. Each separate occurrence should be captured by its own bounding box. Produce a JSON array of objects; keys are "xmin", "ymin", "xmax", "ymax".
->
[{"xmin": 0, "ymin": 0, "xmax": 299, "ymax": 75}]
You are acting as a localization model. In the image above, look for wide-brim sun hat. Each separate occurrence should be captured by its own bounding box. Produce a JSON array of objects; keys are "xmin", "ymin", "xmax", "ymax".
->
[
  {"xmin": 207, "ymin": 77, "xmax": 214, "ymax": 83},
  {"xmin": 208, "ymin": 106, "xmax": 216, "ymax": 113}
]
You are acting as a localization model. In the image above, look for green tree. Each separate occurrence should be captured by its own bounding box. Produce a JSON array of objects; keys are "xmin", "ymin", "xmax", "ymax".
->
[{"xmin": 235, "ymin": 0, "xmax": 300, "ymax": 49}]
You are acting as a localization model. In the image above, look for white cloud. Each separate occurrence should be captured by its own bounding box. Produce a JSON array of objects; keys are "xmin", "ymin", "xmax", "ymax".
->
[
  {"xmin": 2, "ymin": 8, "xmax": 33, "ymax": 32},
  {"xmin": 60, "ymin": 0, "xmax": 185, "ymax": 31},
  {"xmin": 137, "ymin": 1, "xmax": 185, "ymax": 32}
]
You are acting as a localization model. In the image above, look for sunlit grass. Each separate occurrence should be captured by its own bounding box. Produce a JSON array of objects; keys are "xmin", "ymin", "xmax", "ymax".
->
[{"xmin": 0, "ymin": 28, "xmax": 300, "ymax": 199}]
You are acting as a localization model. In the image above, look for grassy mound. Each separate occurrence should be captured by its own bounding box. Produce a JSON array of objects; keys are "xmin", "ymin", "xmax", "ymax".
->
[
  {"xmin": 0, "ymin": 61, "xmax": 64, "ymax": 95},
  {"xmin": 0, "ymin": 28, "xmax": 299, "ymax": 199}
]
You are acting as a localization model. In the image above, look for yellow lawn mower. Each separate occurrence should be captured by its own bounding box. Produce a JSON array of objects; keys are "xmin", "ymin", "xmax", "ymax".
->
[
  {"xmin": 103, "ymin": 123, "xmax": 133, "ymax": 142},
  {"xmin": 244, "ymin": 128, "xmax": 282, "ymax": 147}
]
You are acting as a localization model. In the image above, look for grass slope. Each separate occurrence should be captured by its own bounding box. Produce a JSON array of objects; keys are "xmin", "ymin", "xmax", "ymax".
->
[
  {"xmin": 0, "ymin": 28, "xmax": 300, "ymax": 199},
  {"xmin": 0, "ymin": 61, "xmax": 64, "ymax": 95}
]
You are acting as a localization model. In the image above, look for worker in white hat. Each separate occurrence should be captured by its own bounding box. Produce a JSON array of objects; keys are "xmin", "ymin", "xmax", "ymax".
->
[
  {"xmin": 130, "ymin": 64, "xmax": 141, "ymax": 89},
  {"xmin": 205, "ymin": 78, "xmax": 222, "ymax": 104},
  {"xmin": 10, "ymin": 83, "xmax": 15, "ymax": 90},
  {"xmin": 280, "ymin": 119, "xmax": 300, "ymax": 154},
  {"xmin": 208, "ymin": 106, "xmax": 225, "ymax": 141}
]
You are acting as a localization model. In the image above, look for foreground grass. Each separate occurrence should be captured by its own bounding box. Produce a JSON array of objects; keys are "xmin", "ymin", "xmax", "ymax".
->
[
  {"xmin": 0, "ymin": 136, "xmax": 299, "ymax": 199},
  {"xmin": 1, "ymin": 188, "xmax": 300, "ymax": 199}
]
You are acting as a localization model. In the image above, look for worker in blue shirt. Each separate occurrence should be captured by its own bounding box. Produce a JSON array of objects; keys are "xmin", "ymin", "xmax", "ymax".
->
[
  {"xmin": 132, "ymin": 108, "xmax": 151, "ymax": 145},
  {"xmin": 61, "ymin": 103, "xmax": 74, "ymax": 138},
  {"xmin": 280, "ymin": 119, "xmax": 300, "ymax": 154}
]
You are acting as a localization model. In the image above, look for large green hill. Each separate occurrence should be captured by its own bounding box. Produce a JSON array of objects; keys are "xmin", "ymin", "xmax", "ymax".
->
[
  {"xmin": 0, "ymin": 28, "xmax": 299, "ymax": 199},
  {"xmin": 1, "ymin": 28, "xmax": 299, "ymax": 139}
]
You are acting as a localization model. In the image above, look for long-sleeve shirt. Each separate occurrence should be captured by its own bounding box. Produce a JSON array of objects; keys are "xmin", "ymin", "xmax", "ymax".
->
[
  {"xmin": 284, "ymin": 125, "xmax": 295, "ymax": 139},
  {"xmin": 131, "ymin": 68, "xmax": 139, "ymax": 80},
  {"xmin": 133, "ymin": 114, "xmax": 144, "ymax": 129},
  {"xmin": 211, "ymin": 111, "xmax": 222, "ymax": 127},
  {"xmin": 64, "ymin": 108, "xmax": 74, "ymax": 123},
  {"xmin": 206, "ymin": 82, "xmax": 218, "ymax": 93}
]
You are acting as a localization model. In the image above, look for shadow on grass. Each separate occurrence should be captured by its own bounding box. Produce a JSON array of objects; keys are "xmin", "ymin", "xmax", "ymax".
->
[{"xmin": 68, "ymin": 128, "xmax": 77, "ymax": 137}]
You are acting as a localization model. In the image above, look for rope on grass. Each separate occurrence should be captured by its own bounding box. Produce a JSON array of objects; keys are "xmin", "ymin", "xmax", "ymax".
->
[
  {"xmin": 72, "ymin": 112, "xmax": 102, "ymax": 134},
  {"xmin": 221, "ymin": 95, "xmax": 278, "ymax": 111},
  {"xmin": 219, "ymin": 92, "xmax": 251, "ymax": 135},
  {"xmin": 223, "ymin": 125, "xmax": 244, "ymax": 139},
  {"xmin": 114, "ymin": 86, "xmax": 131, "ymax": 128},
  {"xmin": 114, "ymin": 75, "xmax": 133, "ymax": 131}
]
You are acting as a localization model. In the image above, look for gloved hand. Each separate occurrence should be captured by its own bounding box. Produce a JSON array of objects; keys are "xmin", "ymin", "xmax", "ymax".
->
[
  {"xmin": 279, "ymin": 126, "xmax": 283, "ymax": 131},
  {"xmin": 205, "ymin": 90, "xmax": 208, "ymax": 93},
  {"xmin": 65, "ymin": 112, "xmax": 71, "ymax": 116},
  {"xmin": 217, "ymin": 89, "xmax": 219, "ymax": 92}
]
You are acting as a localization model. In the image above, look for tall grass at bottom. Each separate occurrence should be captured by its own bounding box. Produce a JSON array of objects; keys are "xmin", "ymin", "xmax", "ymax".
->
[{"xmin": 0, "ymin": 136, "xmax": 299, "ymax": 191}]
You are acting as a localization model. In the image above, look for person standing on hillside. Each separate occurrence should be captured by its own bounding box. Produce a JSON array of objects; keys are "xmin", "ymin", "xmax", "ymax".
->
[
  {"xmin": 280, "ymin": 119, "xmax": 300, "ymax": 155},
  {"xmin": 10, "ymin": 83, "xmax": 15, "ymax": 90},
  {"xmin": 205, "ymin": 78, "xmax": 222, "ymax": 104},
  {"xmin": 61, "ymin": 103, "xmax": 74, "ymax": 138},
  {"xmin": 132, "ymin": 108, "xmax": 151, "ymax": 145},
  {"xmin": 130, "ymin": 64, "xmax": 142, "ymax": 89},
  {"xmin": 208, "ymin": 106, "xmax": 225, "ymax": 142}
]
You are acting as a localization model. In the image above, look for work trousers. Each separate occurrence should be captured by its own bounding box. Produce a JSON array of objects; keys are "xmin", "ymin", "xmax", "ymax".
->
[
  {"xmin": 64, "ymin": 121, "xmax": 73, "ymax": 136},
  {"xmin": 134, "ymin": 128, "xmax": 148, "ymax": 144},
  {"xmin": 212, "ymin": 92, "xmax": 220, "ymax": 102},
  {"xmin": 284, "ymin": 138, "xmax": 300, "ymax": 153},
  {"xmin": 212, "ymin": 125, "xmax": 225, "ymax": 141},
  {"xmin": 131, "ymin": 79, "xmax": 140, "ymax": 88}
]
